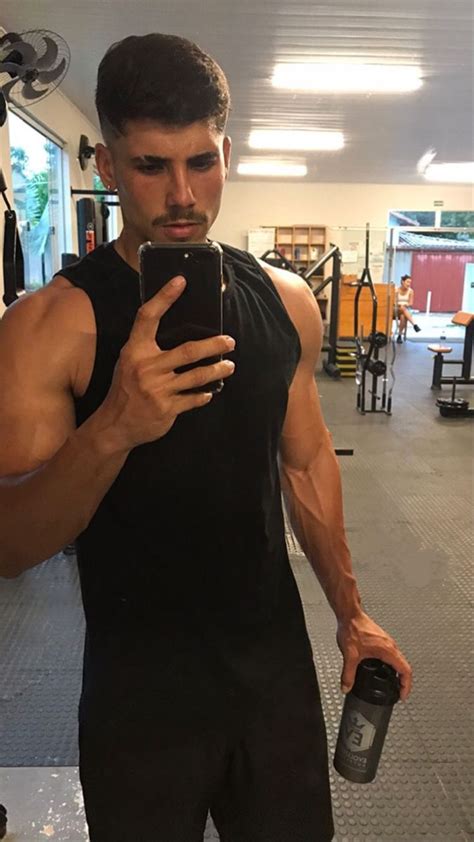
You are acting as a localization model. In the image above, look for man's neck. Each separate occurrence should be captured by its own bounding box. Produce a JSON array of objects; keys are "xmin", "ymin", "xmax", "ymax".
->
[{"xmin": 113, "ymin": 229, "xmax": 212, "ymax": 272}]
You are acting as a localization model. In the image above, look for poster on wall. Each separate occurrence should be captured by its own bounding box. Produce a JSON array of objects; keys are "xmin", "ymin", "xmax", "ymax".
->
[{"xmin": 247, "ymin": 227, "xmax": 275, "ymax": 258}]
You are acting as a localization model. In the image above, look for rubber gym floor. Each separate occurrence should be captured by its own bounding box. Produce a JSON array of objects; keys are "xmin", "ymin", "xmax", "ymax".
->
[{"xmin": 0, "ymin": 339, "xmax": 472, "ymax": 841}]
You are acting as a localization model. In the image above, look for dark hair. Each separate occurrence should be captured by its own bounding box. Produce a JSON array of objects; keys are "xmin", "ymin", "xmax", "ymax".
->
[
  {"xmin": 95, "ymin": 33, "xmax": 231, "ymax": 141},
  {"xmin": 401, "ymin": 274, "xmax": 411, "ymax": 281}
]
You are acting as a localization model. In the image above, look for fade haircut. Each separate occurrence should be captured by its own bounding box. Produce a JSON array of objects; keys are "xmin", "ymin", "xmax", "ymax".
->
[{"xmin": 95, "ymin": 33, "xmax": 231, "ymax": 142}]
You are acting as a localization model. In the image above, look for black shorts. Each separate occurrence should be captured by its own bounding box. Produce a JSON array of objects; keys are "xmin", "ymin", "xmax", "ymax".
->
[{"xmin": 79, "ymin": 665, "xmax": 334, "ymax": 842}]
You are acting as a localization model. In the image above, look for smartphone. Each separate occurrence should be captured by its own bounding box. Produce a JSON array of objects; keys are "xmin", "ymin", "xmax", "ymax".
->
[{"xmin": 138, "ymin": 240, "xmax": 224, "ymax": 393}]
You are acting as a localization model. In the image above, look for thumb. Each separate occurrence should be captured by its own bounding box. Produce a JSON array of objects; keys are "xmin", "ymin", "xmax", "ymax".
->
[{"xmin": 341, "ymin": 662, "xmax": 358, "ymax": 695}]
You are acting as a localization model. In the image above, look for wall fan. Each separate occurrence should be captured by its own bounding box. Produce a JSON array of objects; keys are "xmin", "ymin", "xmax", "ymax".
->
[{"xmin": 0, "ymin": 29, "xmax": 70, "ymax": 126}]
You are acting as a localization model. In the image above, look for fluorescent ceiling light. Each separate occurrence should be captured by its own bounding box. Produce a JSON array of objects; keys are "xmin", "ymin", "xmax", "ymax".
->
[
  {"xmin": 248, "ymin": 130, "xmax": 344, "ymax": 151},
  {"xmin": 424, "ymin": 162, "xmax": 474, "ymax": 183},
  {"xmin": 237, "ymin": 161, "xmax": 307, "ymax": 177},
  {"xmin": 272, "ymin": 63, "xmax": 423, "ymax": 93},
  {"xmin": 417, "ymin": 148, "xmax": 437, "ymax": 175}
]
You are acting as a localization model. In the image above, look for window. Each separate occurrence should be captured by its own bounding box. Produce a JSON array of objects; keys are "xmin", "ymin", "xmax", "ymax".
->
[
  {"xmin": 388, "ymin": 210, "xmax": 436, "ymax": 227},
  {"xmin": 440, "ymin": 211, "xmax": 474, "ymax": 227},
  {"xmin": 9, "ymin": 111, "xmax": 66, "ymax": 290}
]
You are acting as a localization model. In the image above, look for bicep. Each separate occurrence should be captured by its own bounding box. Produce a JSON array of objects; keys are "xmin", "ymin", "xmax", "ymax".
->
[{"xmin": 0, "ymin": 293, "xmax": 76, "ymax": 479}]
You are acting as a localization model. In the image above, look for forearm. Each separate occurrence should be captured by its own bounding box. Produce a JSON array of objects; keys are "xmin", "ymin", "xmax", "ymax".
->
[
  {"xmin": 0, "ymin": 408, "xmax": 130, "ymax": 578},
  {"xmin": 280, "ymin": 429, "xmax": 362, "ymax": 622}
]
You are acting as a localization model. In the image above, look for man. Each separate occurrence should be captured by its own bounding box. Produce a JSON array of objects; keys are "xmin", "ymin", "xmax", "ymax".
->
[{"xmin": 0, "ymin": 33, "xmax": 412, "ymax": 841}]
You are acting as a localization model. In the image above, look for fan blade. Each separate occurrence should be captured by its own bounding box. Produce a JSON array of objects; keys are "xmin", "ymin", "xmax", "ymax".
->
[
  {"xmin": 36, "ymin": 36, "xmax": 59, "ymax": 70},
  {"xmin": 0, "ymin": 33, "xmax": 22, "ymax": 47},
  {"xmin": 0, "ymin": 39, "xmax": 36, "ymax": 67},
  {"xmin": 22, "ymin": 81, "xmax": 48, "ymax": 100},
  {"xmin": 0, "ymin": 62, "xmax": 28, "ymax": 78},
  {"xmin": 37, "ymin": 57, "xmax": 67, "ymax": 84},
  {"xmin": 1, "ymin": 76, "xmax": 21, "ymax": 102}
]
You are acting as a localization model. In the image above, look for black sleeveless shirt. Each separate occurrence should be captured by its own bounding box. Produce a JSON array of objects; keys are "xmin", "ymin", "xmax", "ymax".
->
[{"xmin": 57, "ymin": 242, "xmax": 316, "ymax": 729}]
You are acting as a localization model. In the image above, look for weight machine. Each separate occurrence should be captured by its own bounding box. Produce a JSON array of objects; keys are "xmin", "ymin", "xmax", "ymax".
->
[
  {"xmin": 70, "ymin": 187, "xmax": 118, "ymax": 258},
  {"xmin": 353, "ymin": 224, "xmax": 395, "ymax": 415},
  {"xmin": 262, "ymin": 243, "xmax": 343, "ymax": 379}
]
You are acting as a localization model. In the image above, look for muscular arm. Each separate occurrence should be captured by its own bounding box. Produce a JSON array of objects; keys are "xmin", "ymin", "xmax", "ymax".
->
[
  {"xmin": 270, "ymin": 270, "xmax": 362, "ymax": 621},
  {"xmin": 263, "ymin": 263, "xmax": 412, "ymax": 699},
  {"xmin": 0, "ymin": 287, "xmax": 130, "ymax": 577}
]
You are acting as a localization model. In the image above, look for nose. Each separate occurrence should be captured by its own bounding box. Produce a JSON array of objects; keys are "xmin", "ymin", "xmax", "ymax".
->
[{"xmin": 166, "ymin": 167, "xmax": 196, "ymax": 210}]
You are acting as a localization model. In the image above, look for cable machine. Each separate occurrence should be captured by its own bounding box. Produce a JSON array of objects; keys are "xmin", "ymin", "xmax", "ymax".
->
[
  {"xmin": 353, "ymin": 224, "xmax": 395, "ymax": 415},
  {"xmin": 261, "ymin": 243, "xmax": 343, "ymax": 378},
  {"xmin": 303, "ymin": 244, "xmax": 342, "ymax": 378},
  {"xmin": 70, "ymin": 187, "xmax": 118, "ymax": 260},
  {"xmin": 0, "ymin": 168, "xmax": 25, "ymax": 306}
]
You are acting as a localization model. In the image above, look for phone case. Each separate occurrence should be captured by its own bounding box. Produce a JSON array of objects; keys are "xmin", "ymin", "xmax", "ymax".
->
[{"xmin": 138, "ymin": 241, "xmax": 224, "ymax": 393}]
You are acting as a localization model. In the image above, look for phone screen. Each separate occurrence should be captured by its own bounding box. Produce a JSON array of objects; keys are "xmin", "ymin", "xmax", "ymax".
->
[{"xmin": 138, "ymin": 241, "xmax": 224, "ymax": 393}]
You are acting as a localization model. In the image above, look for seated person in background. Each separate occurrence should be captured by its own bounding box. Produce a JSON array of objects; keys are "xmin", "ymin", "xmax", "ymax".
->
[{"xmin": 396, "ymin": 274, "xmax": 421, "ymax": 342}]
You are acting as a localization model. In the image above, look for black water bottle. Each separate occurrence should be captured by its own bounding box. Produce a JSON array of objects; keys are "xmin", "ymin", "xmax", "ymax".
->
[{"xmin": 334, "ymin": 658, "xmax": 400, "ymax": 783}]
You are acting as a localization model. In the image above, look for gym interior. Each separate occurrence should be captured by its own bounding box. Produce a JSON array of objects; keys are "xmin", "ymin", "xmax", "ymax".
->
[{"xmin": 0, "ymin": 2, "xmax": 473, "ymax": 840}]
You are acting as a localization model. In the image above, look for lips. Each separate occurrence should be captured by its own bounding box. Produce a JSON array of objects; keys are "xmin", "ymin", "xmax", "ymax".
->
[{"xmin": 163, "ymin": 222, "xmax": 199, "ymax": 240}]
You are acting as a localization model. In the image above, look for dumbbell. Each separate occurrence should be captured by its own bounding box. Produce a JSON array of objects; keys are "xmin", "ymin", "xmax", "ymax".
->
[
  {"xmin": 368, "ymin": 332, "xmax": 388, "ymax": 348},
  {"xmin": 366, "ymin": 358, "xmax": 387, "ymax": 377}
]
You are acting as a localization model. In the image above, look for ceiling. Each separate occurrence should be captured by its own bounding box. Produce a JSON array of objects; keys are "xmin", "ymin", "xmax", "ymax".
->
[{"xmin": 1, "ymin": 0, "xmax": 473, "ymax": 184}]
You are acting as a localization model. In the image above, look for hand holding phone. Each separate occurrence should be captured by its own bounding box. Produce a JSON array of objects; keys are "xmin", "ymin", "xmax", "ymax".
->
[
  {"xmin": 97, "ymin": 273, "xmax": 236, "ymax": 452},
  {"xmin": 139, "ymin": 241, "xmax": 225, "ymax": 393}
]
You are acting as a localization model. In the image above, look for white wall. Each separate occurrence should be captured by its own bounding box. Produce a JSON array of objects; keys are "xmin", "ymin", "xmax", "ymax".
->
[
  {"xmin": 211, "ymin": 182, "xmax": 474, "ymax": 250},
  {"xmin": 0, "ymin": 27, "xmax": 102, "ymax": 315}
]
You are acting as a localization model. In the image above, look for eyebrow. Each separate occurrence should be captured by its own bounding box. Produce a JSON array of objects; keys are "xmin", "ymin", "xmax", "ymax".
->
[{"xmin": 130, "ymin": 151, "xmax": 219, "ymax": 166}]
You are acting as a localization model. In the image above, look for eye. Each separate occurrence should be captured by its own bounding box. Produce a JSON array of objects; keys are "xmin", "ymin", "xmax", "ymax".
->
[
  {"xmin": 137, "ymin": 163, "xmax": 165, "ymax": 173},
  {"xmin": 190, "ymin": 156, "xmax": 217, "ymax": 171}
]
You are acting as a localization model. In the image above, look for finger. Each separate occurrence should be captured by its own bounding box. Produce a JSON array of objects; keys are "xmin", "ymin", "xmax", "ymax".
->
[
  {"xmin": 128, "ymin": 276, "xmax": 186, "ymax": 347},
  {"xmin": 340, "ymin": 646, "xmax": 360, "ymax": 694},
  {"xmin": 398, "ymin": 670, "xmax": 412, "ymax": 702},
  {"xmin": 345, "ymin": 649, "xmax": 413, "ymax": 701},
  {"xmin": 174, "ymin": 358, "xmax": 235, "ymax": 392},
  {"xmin": 392, "ymin": 655, "xmax": 413, "ymax": 701},
  {"xmin": 341, "ymin": 665, "xmax": 358, "ymax": 695},
  {"xmin": 369, "ymin": 649, "xmax": 412, "ymax": 701},
  {"xmin": 160, "ymin": 334, "xmax": 236, "ymax": 373},
  {"xmin": 173, "ymin": 389, "xmax": 215, "ymax": 415}
]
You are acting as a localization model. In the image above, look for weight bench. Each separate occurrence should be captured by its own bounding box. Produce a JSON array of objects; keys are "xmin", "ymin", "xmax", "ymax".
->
[{"xmin": 429, "ymin": 311, "xmax": 474, "ymax": 389}]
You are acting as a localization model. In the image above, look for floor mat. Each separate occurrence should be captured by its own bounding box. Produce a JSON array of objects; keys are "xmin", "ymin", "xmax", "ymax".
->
[{"xmin": 0, "ymin": 555, "xmax": 84, "ymax": 766}]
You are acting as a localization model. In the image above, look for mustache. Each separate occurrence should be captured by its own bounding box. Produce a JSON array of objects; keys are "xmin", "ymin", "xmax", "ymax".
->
[{"xmin": 153, "ymin": 210, "xmax": 208, "ymax": 226}]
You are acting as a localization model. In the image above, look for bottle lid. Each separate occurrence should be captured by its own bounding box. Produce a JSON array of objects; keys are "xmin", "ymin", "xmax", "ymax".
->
[{"xmin": 351, "ymin": 658, "xmax": 400, "ymax": 706}]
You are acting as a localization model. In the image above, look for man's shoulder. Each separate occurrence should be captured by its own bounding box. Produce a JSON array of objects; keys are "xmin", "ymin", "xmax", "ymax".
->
[
  {"xmin": 3, "ymin": 276, "xmax": 88, "ymax": 322},
  {"xmin": 0, "ymin": 279, "xmax": 95, "ymax": 399},
  {"xmin": 257, "ymin": 260, "xmax": 314, "ymax": 306},
  {"xmin": 219, "ymin": 241, "xmax": 255, "ymax": 267}
]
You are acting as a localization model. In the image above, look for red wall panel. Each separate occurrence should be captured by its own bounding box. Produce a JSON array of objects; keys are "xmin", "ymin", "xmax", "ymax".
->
[{"xmin": 411, "ymin": 252, "xmax": 473, "ymax": 312}]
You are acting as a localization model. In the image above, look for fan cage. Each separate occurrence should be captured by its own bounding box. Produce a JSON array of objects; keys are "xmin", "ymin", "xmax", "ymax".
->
[{"xmin": 0, "ymin": 29, "xmax": 70, "ymax": 106}]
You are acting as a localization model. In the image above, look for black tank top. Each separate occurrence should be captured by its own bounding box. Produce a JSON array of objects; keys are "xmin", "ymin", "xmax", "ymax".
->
[{"xmin": 57, "ymin": 242, "xmax": 315, "ymax": 727}]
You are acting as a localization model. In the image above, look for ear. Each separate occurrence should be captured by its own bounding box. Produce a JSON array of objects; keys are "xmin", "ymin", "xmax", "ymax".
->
[
  {"xmin": 94, "ymin": 143, "xmax": 115, "ymax": 190},
  {"xmin": 223, "ymin": 136, "xmax": 232, "ymax": 178}
]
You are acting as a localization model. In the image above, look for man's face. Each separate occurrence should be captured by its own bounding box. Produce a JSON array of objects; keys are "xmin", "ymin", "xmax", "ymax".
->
[{"xmin": 95, "ymin": 119, "xmax": 231, "ymax": 246}]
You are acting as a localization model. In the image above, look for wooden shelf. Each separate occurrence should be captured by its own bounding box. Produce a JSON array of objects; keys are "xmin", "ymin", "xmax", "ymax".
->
[{"xmin": 272, "ymin": 224, "xmax": 327, "ymax": 274}]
